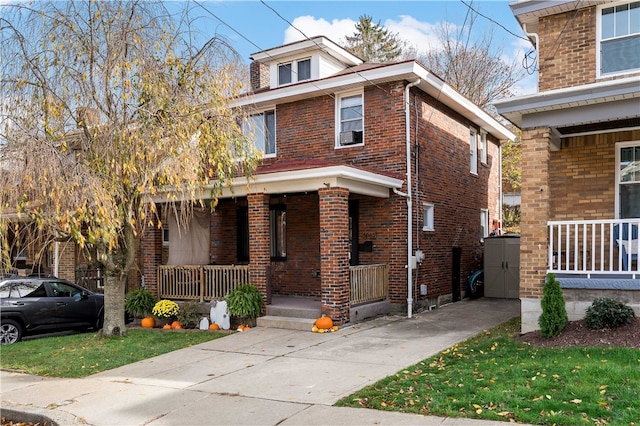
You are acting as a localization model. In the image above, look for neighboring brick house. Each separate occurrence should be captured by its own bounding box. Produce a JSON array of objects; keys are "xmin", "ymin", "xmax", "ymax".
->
[
  {"xmin": 142, "ymin": 36, "xmax": 514, "ymax": 324},
  {"xmin": 495, "ymin": 0, "xmax": 640, "ymax": 333}
]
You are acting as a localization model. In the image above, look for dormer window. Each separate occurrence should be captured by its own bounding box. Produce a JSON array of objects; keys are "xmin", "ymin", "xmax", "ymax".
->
[
  {"xmin": 278, "ymin": 58, "xmax": 311, "ymax": 86},
  {"xmin": 598, "ymin": 1, "xmax": 640, "ymax": 76}
]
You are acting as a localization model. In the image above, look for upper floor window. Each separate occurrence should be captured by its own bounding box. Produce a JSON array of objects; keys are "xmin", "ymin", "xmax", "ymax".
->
[
  {"xmin": 470, "ymin": 128, "xmax": 478, "ymax": 175},
  {"xmin": 243, "ymin": 110, "xmax": 276, "ymax": 156},
  {"xmin": 278, "ymin": 58, "xmax": 311, "ymax": 86},
  {"xmin": 480, "ymin": 131, "xmax": 487, "ymax": 165},
  {"xmin": 599, "ymin": 1, "xmax": 640, "ymax": 76},
  {"xmin": 336, "ymin": 92, "xmax": 364, "ymax": 147}
]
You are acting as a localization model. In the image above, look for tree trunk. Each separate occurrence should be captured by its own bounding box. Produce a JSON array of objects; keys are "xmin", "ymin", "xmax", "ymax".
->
[
  {"xmin": 101, "ymin": 273, "xmax": 127, "ymax": 337},
  {"xmin": 99, "ymin": 222, "xmax": 136, "ymax": 338}
]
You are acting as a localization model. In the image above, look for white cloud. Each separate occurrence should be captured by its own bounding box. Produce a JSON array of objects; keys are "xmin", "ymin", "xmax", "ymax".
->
[
  {"xmin": 383, "ymin": 15, "xmax": 443, "ymax": 53},
  {"xmin": 284, "ymin": 14, "xmax": 446, "ymax": 53},
  {"xmin": 284, "ymin": 16, "xmax": 356, "ymax": 45}
]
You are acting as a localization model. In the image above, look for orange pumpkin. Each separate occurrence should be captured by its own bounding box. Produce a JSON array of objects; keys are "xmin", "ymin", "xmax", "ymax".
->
[
  {"xmin": 140, "ymin": 317, "xmax": 155, "ymax": 328},
  {"xmin": 209, "ymin": 323, "xmax": 220, "ymax": 330},
  {"xmin": 171, "ymin": 320, "xmax": 182, "ymax": 329},
  {"xmin": 163, "ymin": 324, "xmax": 172, "ymax": 329},
  {"xmin": 315, "ymin": 315, "xmax": 333, "ymax": 330}
]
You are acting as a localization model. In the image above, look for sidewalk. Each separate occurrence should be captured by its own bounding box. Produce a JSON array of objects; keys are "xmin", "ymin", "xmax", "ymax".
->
[{"xmin": 1, "ymin": 298, "xmax": 525, "ymax": 425}]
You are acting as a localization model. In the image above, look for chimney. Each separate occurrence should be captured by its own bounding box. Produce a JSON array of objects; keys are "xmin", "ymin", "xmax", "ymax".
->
[{"xmin": 250, "ymin": 60, "xmax": 270, "ymax": 91}]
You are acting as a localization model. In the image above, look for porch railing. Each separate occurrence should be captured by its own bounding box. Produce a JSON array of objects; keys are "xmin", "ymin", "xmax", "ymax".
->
[
  {"xmin": 350, "ymin": 263, "xmax": 388, "ymax": 305},
  {"xmin": 157, "ymin": 265, "xmax": 250, "ymax": 301},
  {"xmin": 158, "ymin": 263, "xmax": 389, "ymax": 305},
  {"xmin": 548, "ymin": 219, "xmax": 639, "ymax": 277}
]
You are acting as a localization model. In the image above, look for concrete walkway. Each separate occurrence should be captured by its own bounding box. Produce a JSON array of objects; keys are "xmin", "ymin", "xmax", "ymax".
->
[{"xmin": 1, "ymin": 298, "xmax": 526, "ymax": 425}]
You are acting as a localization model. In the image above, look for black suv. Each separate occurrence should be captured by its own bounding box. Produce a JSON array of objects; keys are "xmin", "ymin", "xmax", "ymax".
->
[{"xmin": 0, "ymin": 276, "xmax": 105, "ymax": 344}]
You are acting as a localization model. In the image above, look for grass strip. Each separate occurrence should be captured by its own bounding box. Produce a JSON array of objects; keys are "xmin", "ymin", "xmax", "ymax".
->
[
  {"xmin": 336, "ymin": 317, "xmax": 640, "ymax": 425},
  {"xmin": 0, "ymin": 329, "xmax": 225, "ymax": 378}
]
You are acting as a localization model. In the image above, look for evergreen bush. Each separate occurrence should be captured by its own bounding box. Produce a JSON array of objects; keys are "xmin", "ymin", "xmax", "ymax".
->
[
  {"xmin": 538, "ymin": 273, "xmax": 568, "ymax": 338},
  {"xmin": 584, "ymin": 298, "xmax": 635, "ymax": 330}
]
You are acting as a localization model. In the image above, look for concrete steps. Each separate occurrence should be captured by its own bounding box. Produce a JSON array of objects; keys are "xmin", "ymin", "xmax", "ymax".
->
[{"xmin": 258, "ymin": 296, "xmax": 321, "ymax": 331}]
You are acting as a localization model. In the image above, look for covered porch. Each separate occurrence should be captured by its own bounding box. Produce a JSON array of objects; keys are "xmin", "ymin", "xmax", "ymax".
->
[{"xmin": 144, "ymin": 162, "xmax": 404, "ymax": 325}]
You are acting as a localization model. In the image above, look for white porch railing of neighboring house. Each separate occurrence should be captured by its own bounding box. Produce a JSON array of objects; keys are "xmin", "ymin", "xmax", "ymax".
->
[
  {"xmin": 158, "ymin": 265, "xmax": 250, "ymax": 301},
  {"xmin": 350, "ymin": 263, "xmax": 389, "ymax": 305},
  {"xmin": 548, "ymin": 219, "xmax": 640, "ymax": 278},
  {"xmin": 157, "ymin": 263, "xmax": 390, "ymax": 306}
]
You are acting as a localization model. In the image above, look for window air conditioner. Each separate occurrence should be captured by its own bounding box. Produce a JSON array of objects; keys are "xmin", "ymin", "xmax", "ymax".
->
[{"xmin": 339, "ymin": 130, "xmax": 362, "ymax": 145}]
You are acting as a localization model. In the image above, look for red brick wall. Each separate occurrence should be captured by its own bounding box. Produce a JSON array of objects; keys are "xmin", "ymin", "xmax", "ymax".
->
[{"xmin": 139, "ymin": 80, "xmax": 502, "ymax": 309}]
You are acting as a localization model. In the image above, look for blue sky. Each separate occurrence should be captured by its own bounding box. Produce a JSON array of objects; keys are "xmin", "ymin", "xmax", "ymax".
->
[{"xmin": 186, "ymin": 0, "xmax": 538, "ymax": 94}]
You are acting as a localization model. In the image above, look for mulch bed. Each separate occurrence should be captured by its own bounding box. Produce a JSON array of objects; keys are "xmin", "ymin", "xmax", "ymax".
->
[{"xmin": 517, "ymin": 317, "xmax": 640, "ymax": 348}]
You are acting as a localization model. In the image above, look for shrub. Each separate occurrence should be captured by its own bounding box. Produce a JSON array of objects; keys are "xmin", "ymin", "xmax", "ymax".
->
[
  {"xmin": 226, "ymin": 283, "xmax": 263, "ymax": 319},
  {"xmin": 124, "ymin": 288, "xmax": 157, "ymax": 318},
  {"xmin": 538, "ymin": 273, "xmax": 568, "ymax": 338},
  {"xmin": 176, "ymin": 301, "xmax": 204, "ymax": 329},
  {"xmin": 585, "ymin": 298, "xmax": 635, "ymax": 330}
]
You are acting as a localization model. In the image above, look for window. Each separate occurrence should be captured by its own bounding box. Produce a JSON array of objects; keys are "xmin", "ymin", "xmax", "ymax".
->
[
  {"xmin": 297, "ymin": 59, "xmax": 311, "ymax": 81},
  {"xmin": 270, "ymin": 205, "xmax": 286, "ymax": 259},
  {"xmin": 423, "ymin": 203, "xmax": 434, "ymax": 231},
  {"xmin": 243, "ymin": 110, "xmax": 275, "ymax": 156},
  {"xmin": 480, "ymin": 209, "xmax": 489, "ymax": 241},
  {"xmin": 162, "ymin": 227, "xmax": 169, "ymax": 246},
  {"xmin": 599, "ymin": 1, "xmax": 640, "ymax": 76},
  {"xmin": 480, "ymin": 131, "xmax": 487, "ymax": 164},
  {"xmin": 278, "ymin": 58, "xmax": 311, "ymax": 85},
  {"xmin": 337, "ymin": 92, "xmax": 363, "ymax": 147},
  {"xmin": 278, "ymin": 62, "xmax": 292, "ymax": 85},
  {"xmin": 470, "ymin": 128, "xmax": 478, "ymax": 174},
  {"xmin": 617, "ymin": 142, "xmax": 640, "ymax": 218}
]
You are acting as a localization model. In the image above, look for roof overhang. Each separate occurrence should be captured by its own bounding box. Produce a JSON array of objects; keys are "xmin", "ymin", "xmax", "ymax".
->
[
  {"xmin": 233, "ymin": 61, "xmax": 515, "ymax": 142},
  {"xmin": 509, "ymin": 0, "xmax": 615, "ymax": 34},
  {"xmin": 494, "ymin": 77, "xmax": 640, "ymax": 129},
  {"xmin": 250, "ymin": 36, "xmax": 363, "ymax": 66},
  {"xmin": 153, "ymin": 165, "xmax": 405, "ymax": 203}
]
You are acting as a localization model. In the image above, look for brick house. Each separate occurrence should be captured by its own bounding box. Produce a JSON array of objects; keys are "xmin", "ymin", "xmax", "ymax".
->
[
  {"xmin": 141, "ymin": 36, "xmax": 514, "ymax": 325},
  {"xmin": 495, "ymin": 0, "xmax": 640, "ymax": 333}
]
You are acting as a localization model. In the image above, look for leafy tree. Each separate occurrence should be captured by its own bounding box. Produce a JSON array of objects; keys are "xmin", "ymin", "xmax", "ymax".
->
[
  {"xmin": 417, "ymin": 18, "xmax": 525, "ymax": 110},
  {"xmin": 502, "ymin": 133, "xmax": 522, "ymax": 192},
  {"xmin": 0, "ymin": 1, "xmax": 258, "ymax": 337},
  {"xmin": 538, "ymin": 274, "xmax": 568, "ymax": 338},
  {"xmin": 343, "ymin": 15, "xmax": 405, "ymax": 63}
]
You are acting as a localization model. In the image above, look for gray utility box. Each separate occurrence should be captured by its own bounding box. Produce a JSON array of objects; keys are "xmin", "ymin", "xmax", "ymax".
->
[{"xmin": 483, "ymin": 235, "xmax": 520, "ymax": 298}]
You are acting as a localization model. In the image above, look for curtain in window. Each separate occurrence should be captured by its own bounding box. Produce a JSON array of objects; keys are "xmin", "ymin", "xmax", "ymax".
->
[{"xmin": 167, "ymin": 209, "xmax": 210, "ymax": 265}]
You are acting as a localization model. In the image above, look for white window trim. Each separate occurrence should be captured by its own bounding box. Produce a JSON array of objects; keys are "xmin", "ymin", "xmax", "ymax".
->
[
  {"xmin": 423, "ymin": 202, "xmax": 435, "ymax": 231},
  {"xmin": 480, "ymin": 131, "xmax": 488, "ymax": 165},
  {"xmin": 277, "ymin": 57, "xmax": 312, "ymax": 86},
  {"xmin": 615, "ymin": 140, "xmax": 640, "ymax": 219},
  {"xmin": 596, "ymin": 1, "xmax": 640, "ymax": 79},
  {"xmin": 335, "ymin": 90, "xmax": 364, "ymax": 149},
  {"xmin": 244, "ymin": 108, "xmax": 277, "ymax": 158},
  {"xmin": 470, "ymin": 127, "xmax": 478, "ymax": 175}
]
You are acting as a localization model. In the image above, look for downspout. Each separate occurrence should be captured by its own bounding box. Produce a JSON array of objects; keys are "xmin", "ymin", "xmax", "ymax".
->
[
  {"xmin": 523, "ymin": 23, "xmax": 540, "ymax": 92},
  {"xmin": 404, "ymin": 79, "xmax": 420, "ymax": 318},
  {"xmin": 53, "ymin": 241, "xmax": 59, "ymax": 278}
]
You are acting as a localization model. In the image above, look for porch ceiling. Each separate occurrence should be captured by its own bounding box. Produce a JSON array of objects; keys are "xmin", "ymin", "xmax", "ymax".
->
[{"xmin": 154, "ymin": 164, "xmax": 405, "ymax": 202}]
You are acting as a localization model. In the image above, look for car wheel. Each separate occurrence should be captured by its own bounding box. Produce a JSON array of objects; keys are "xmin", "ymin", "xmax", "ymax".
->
[{"xmin": 0, "ymin": 319, "xmax": 23, "ymax": 344}]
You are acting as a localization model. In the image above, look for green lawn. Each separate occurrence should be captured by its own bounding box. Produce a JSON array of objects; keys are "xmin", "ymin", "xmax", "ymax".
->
[
  {"xmin": 336, "ymin": 317, "xmax": 640, "ymax": 426},
  {"xmin": 0, "ymin": 328, "xmax": 225, "ymax": 378}
]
